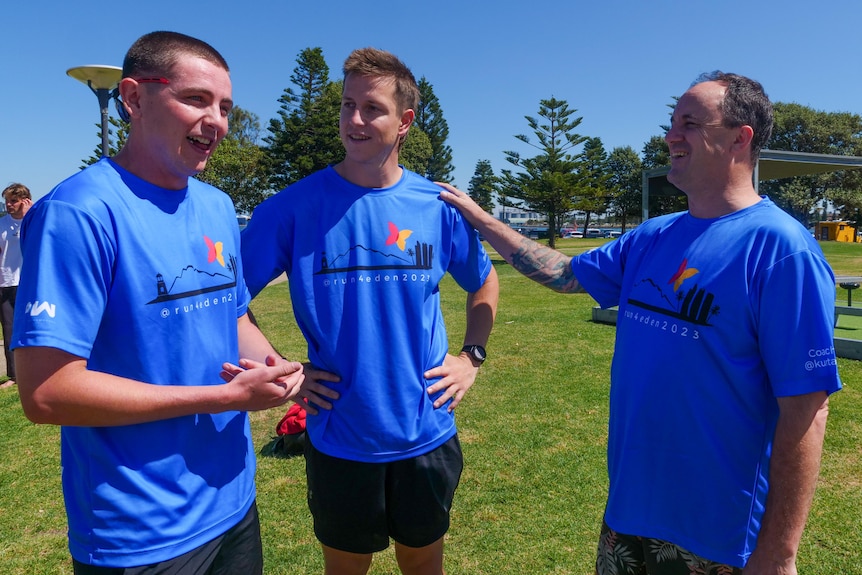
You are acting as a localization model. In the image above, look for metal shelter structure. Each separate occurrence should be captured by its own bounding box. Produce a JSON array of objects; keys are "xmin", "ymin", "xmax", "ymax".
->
[{"xmin": 641, "ymin": 149, "xmax": 862, "ymax": 220}]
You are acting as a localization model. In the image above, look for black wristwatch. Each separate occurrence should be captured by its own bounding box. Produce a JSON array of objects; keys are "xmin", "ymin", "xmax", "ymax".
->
[{"xmin": 461, "ymin": 344, "xmax": 487, "ymax": 365}]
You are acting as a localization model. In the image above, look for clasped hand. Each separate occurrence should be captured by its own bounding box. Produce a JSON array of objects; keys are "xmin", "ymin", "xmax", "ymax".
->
[
  {"xmin": 221, "ymin": 355, "xmax": 340, "ymax": 414},
  {"xmin": 220, "ymin": 354, "xmax": 305, "ymax": 411}
]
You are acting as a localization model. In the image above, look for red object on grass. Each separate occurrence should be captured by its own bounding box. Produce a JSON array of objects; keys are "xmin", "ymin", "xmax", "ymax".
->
[{"xmin": 276, "ymin": 402, "xmax": 307, "ymax": 436}]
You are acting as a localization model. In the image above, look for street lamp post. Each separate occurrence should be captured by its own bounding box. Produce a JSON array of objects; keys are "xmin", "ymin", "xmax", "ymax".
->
[{"xmin": 66, "ymin": 65, "xmax": 123, "ymax": 158}]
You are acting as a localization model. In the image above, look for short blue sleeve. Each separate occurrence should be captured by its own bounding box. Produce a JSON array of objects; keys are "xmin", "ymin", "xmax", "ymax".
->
[{"xmin": 13, "ymin": 199, "xmax": 112, "ymax": 358}]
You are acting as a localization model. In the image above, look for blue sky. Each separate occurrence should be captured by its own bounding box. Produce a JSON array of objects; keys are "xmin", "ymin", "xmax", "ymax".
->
[{"xmin": 3, "ymin": 0, "xmax": 862, "ymax": 200}]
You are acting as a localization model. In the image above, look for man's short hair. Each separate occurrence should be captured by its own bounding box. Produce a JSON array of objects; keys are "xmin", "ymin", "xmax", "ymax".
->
[
  {"xmin": 2, "ymin": 183, "xmax": 31, "ymax": 201},
  {"xmin": 342, "ymin": 48, "xmax": 420, "ymax": 113},
  {"xmin": 122, "ymin": 31, "xmax": 229, "ymax": 80},
  {"xmin": 694, "ymin": 71, "xmax": 774, "ymax": 163}
]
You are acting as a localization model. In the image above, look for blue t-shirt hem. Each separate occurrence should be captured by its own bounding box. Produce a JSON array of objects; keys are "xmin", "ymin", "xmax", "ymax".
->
[{"xmin": 70, "ymin": 490, "xmax": 256, "ymax": 568}]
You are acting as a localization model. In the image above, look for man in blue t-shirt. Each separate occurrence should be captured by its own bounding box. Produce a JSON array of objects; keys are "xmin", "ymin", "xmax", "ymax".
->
[
  {"xmin": 241, "ymin": 48, "xmax": 499, "ymax": 575},
  {"xmin": 439, "ymin": 72, "xmax": 840, "ymax": 574},
  {"xmin": 12, "ymin": 31, "xmax": 334, "ymax": 574}
]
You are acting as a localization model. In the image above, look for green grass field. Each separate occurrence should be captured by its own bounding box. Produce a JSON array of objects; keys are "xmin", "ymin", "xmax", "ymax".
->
[
  {"xmin": 836, "ymin": 313, "xmax": 862, "ymax": 338},
  {"xmin": 1, "ymin": 239, "xmax": 860, "ymax": 574}
]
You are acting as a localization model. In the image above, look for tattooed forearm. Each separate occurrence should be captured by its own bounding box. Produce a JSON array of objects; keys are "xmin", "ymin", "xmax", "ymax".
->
[{"xmin": 509, "ymin": 237, "xmax": 583, "ymax": 293}]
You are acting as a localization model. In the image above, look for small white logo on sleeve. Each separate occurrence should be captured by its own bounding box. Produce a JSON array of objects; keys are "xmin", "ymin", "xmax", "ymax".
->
[{"xmin": 24, "ymin": 301, "xmax": 56, "ymax": 318}]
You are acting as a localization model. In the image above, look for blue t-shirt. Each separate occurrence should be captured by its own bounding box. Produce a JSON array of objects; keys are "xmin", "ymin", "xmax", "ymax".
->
[
  {"xmin": 573, "ymin": 198, "xmax": 841, "ymax": 567},
  {"xmin": 242, "ymin": 166, "xmax": 492, "ymax": 462},
  {"xmin": 12, "ymin": 159, "xmax": 255, "ymax": 567}
]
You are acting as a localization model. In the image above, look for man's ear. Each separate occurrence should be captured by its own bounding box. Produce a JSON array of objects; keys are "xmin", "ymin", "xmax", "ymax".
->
[
  {"xmin": 733, "ymin": 125, "xmax": 755, "ymax": 155},
  {"xmin": 399, "ymin": 108, "xmax": 415, "ymax": 137},
  {"xmin": 117, "ymin": 78, "xmax": 142, "ymax": 121}
]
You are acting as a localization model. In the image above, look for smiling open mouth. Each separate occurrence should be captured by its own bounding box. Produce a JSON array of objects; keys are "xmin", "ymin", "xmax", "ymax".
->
[{"xmin": 188, "ymin": 135, "xmax": 214, "ymax": 151}]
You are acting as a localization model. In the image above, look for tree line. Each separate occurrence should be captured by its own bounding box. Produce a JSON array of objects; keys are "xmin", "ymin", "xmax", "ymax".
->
[{"xmin": 85, "ymin": 50, "xmax": 862, "ymax": 240}]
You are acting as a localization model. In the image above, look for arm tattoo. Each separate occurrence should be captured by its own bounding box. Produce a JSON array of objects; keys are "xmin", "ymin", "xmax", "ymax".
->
[{"xmin": 509, "ymin": 237, "xmax": 582, "ymax": 293}]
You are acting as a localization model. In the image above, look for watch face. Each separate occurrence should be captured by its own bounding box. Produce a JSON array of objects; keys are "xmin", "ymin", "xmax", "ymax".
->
[{"xmin": 464, "ymin": 345, "xmax": 486, "ymax": 362}]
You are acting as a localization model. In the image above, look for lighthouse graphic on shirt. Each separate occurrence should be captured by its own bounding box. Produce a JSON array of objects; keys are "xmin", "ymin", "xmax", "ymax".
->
[{"xmin": 148, "ymin": 235, "xmax": 237, "ymax": 304}]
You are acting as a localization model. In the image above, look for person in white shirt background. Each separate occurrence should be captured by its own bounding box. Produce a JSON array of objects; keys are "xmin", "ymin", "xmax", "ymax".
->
[{"xmin": 0, "ymin": 183, "xmax": 32, "ymax": 389}]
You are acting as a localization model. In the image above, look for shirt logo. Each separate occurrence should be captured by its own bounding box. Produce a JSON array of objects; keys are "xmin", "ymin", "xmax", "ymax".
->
[
  {"xmin": 316, "ymin": 220, "xmax": 432, "ymax": 275},
  {"xmin": 204, "ymin": 235, "xmax": 226, "ymax": 267},
  {"xmin": 386, "ymin": 222, "xmax": 413, "ymax": 251},
  {"xmin": 25, "ymin": 300, "xmax": 56, "ymax": 318},
  {"xmin": 668, "ymin": 258, "xmax": 699, "ymax": 292},
  {"xmin": 627, "ymin": 258, "xmax": 719, "ymax": 326}
]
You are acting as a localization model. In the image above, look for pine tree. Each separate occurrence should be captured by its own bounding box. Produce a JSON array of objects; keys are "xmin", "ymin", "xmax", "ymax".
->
[
  {"xmin": 501, "ymin": 97, "xmax": 586, "ymax": 247},
  {"xmin": 414, "ymin": 77, "xmax": 454, "ymax": 182},
  {"xmin": 264, "ymin": 47, "xmax": 343, "ymax": 190},
  {"xmin": 577, "ymin": 137, "xmax": 611, "ymax": 233},
  {"xmin": 468, "ymin": 160, "xmax": 497, "ymax": 213},
  {"xmin": 81, "ymin": 116, "xmax": 129, "ymax": 168}
]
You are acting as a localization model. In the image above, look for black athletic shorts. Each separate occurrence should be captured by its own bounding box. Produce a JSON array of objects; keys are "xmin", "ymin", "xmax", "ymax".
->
[
  {"xmin": 305, "ymin": 434, "xmax": 463, "ymax": 554},
  {"xmin": 72, "ymin": 500, "xmax": 263, "ymax": 575}
]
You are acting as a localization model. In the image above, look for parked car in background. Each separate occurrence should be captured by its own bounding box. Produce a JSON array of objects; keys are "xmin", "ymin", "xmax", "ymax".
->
[
  {"xmin": 585, "ymin": 228, "xmax": 603, "ymax": 238},
  {"xmin": 513, "ymin": 226, "xmax": 550, "ymax": 239},
  {"xmin": 237, "ymin": 214, "xmax": 251, "ymax": 229},
  {"xmin": 563, "ymin": 231, "xmax": 583, "ymax": 238}
]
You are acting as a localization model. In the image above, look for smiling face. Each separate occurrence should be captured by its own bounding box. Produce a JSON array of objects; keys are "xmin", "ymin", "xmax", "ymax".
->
[
  {"xmin": 116, "ymin": 56, "xmax": 233, "ymax": 190},
  {"xmin": 665, "ymin": 81, "xmax": 739, "ymax": 195},
  {"xmin": 336, "ymin": 73, "xmax": 414, "ymax": 187}
]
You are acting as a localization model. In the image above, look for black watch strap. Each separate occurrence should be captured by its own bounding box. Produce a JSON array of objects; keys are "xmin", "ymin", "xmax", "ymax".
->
[{"xmin": 461, "ymin": 344, "xmax": 487, "ymax": 364}]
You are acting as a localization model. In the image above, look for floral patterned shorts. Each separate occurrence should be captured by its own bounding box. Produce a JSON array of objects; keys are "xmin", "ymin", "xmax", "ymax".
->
[{"xmin": 595, "ymin": 520, "xmax": 743, "ymax": 575}]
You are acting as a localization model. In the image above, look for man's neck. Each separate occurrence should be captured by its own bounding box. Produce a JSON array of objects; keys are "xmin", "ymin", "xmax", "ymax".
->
[
  {"xmin": 685, "ymin": 161, "xmax": 763, "ymax": 218},
  {"xmin": 112, "ymin": 145, "xmax": 189, "ymax": 191},
  {"xmin": 333, "ymin": 159, "xmax": 402, "ymax": 189},
  {"xmin": 687, "ymin": 181, "xmax": 761, "ymax": 219}
]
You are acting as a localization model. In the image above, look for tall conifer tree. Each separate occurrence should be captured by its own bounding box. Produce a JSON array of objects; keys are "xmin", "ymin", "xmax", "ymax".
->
[
  {"xmin": 414, "ymin": 77, "xmax": 454, "ymax": 182},
  {"xmin": 468, "ymin": 160, "xmax": 497, "ymax": 213},
  {"xmin": 264, "ymin": 47, "xmax": 342, "ymax": 190},
  {"xmin": 577, "ymin": 137, "xmax": 610, "ymax": 233},
  {"xmin": 501, "ymin": 97, "xmax": 586, "ymax": 247}
]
